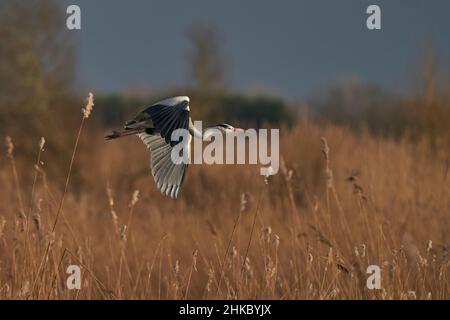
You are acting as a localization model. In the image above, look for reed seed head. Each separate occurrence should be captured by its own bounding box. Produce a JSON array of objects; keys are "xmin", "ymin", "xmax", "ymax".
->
[
  {"xmin": 321, "ymin": 137, "xmax": 330, "ymax": 161},
  {"xmin": 82, "ymin": 92, "xmax": 94, "ymax": 118},
  {"xmin": 360, "ymin": 244, "xmax": 366, "ymax": 258},
  {"xmin": 206, "ymin": 268, "xmax": 214, "ymax": 292},
  {"xmin": 39, "ymin": 137, "xmax": 45, "ymax": 151},
  {"xmin": 129, "ymin": 190, "xmax": 140, "ymax": 207},
  {"xmin": 0, "ymin": 216, "xmax": 6, "ymax": 238},
  {"xmin": 426, "ymin": 240, "xmax": 433, "ymax": 253},
  {"xmin": 261, "ymin": 226, "xmax": 272, "ymax": 243},
  {"xmin": 174, "ymin": 260, "xmax": 180, "ymax": 275},
  {"xmin": 193, "ymin": 250, "xmax": 198, "ymax": 272},
  {"xmin": 120, "ymin": 225, "xmax": 127, "ymax": 242},
  {"xmin": 5, "ymin": 136, "xmax": 13, "ymax": 157},
  {"xmin": 32, "ymin": 214, "xmax": 41, "ymax": 231},
  {"xmin": 274, "ymin": 234, "xmax": 280, "ymax": 248}
]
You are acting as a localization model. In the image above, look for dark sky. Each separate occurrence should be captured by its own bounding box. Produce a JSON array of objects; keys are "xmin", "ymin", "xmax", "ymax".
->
[{"xmin": 61, "ymin": 0, "xmax": 450, "ymax": 98}]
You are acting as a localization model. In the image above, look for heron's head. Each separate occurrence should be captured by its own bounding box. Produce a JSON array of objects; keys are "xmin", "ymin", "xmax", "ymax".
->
[{"xmin": 215, "ymin": 123, "xmax": 244, "ymax": 133}]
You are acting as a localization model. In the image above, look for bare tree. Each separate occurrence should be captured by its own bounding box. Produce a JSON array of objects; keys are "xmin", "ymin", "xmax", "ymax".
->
[
  {"xmin": 0, "ymin": 0, "xmax": 75, "ymax": 113},
  {"xmin": 186, "ymin": 23, "xmax": 227, "ymax": 93}
]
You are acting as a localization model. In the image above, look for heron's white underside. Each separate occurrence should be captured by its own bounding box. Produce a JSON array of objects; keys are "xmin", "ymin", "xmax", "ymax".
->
[{"xmin": 137, "ymin": 133, "xmax": 191, "ymax": 199}]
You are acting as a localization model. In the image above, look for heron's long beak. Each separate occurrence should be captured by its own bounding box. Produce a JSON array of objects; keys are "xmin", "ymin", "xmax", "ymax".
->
[{"xmin": 233, "ymin": 128, "xmax": 244, "ymax": 132}]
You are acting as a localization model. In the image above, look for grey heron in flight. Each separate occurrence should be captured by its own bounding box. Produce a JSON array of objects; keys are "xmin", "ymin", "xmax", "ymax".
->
[{"xmin": 105, "ymin": 96, "xmax": 243, "ymax": 199}]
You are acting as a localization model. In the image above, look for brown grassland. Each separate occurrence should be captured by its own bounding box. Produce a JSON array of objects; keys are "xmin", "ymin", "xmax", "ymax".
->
[{"xmin": 0, "ymin": 95, "xmax": 449, "ymax": 300}]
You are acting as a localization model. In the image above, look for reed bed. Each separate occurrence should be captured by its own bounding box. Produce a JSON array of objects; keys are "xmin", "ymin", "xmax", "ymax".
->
[{"xmin": 0, "ymin": 96, "xmax": 449, "ymax": 300}]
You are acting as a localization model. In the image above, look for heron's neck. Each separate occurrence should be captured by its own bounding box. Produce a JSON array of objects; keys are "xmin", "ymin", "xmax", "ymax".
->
[
  {"xmin": 189, "ymin": 122, "xmax": 204, "ymax": 139},
  {"xmin": 188, "ymin": 123, "xmax": 216, "ymax": 140},
  {"xmin": 202, "ymin": 129, "xmax": 218, "ymax": 140}
]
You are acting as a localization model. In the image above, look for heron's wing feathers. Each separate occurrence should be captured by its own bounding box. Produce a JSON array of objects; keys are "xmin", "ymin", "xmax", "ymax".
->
[
  {"xmin": 143, "ymin": 104, "xmax": 190, "ymax": 146},
  {"xmin": 137, "ymin": 133, "xmax": 190, "ymax": 199}
]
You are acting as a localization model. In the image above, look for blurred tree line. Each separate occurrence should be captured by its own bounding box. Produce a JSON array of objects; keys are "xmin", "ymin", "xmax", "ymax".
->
[
  {"xmin": 96, "ymin": 92, "xmax": 295, "ymax": 130},
  {"xmin": 2, "ymin": 0, "xmax": 450, "ymax": 179},
  {"xmin": 309, "ymin": 79, "xmax": 405, "ymax": 137},
  {"xmin": 309, "ymin": 51, "xmax": 450, "ymax": 153}
]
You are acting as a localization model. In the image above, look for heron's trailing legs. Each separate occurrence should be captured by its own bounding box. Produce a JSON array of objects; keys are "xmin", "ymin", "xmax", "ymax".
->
[
  {"xmin": 104, "ymin": 127, "xmax": 146, "ymax": 140},
  {"xmin": 105, "ymin": 117, "xmax": 153, "ymax": 140}
]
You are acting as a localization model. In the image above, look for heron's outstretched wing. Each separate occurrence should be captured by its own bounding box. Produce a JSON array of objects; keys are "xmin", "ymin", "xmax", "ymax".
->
[
  {"xmin": 142, "ymin": 102, "xmax": 190, "ymax": 146},
  {"xmin": 137, "ymin": 133, "xmax": 190, "ymax": 199}
]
